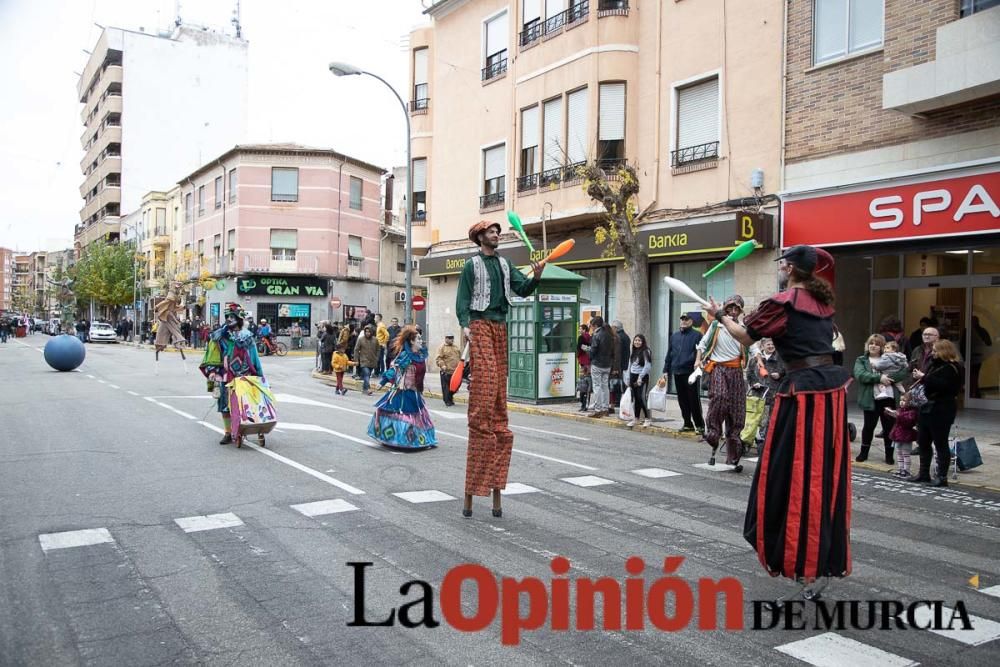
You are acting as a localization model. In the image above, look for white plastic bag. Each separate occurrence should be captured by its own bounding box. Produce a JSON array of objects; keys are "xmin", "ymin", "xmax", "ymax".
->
[
  {"xmin": 648, "ymin": 381, "xmax": 668, "ymax": 413},
  {"xmin": 618, "ymin": 387, "xmax": 634, "ymax": 420}
]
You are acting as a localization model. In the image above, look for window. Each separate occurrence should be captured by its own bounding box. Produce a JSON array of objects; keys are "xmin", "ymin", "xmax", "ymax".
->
[
  {"xmin": 566, "ymin": 87, "xmax": 589, "ymax": 172},
  {"xmin": 214, "ymin": 176, "xmax": 223, "ymax": 209},
  {"xmin": 598, "ymin": 0, "xmax": 627, "ymax": 10},
  {"xmin": 197, "ymin": 186, "xmax": 205, "ymax": 215},
  {"xmin": 197, "ymin": 239, "xmax": 205, "ymax": 263},
  {"xmin": 396, "ymin": 244, "xmax": 406, "ymax": 273},
  {"xmin": 185, "ymin": 193, "xmax": 193, "ymax": 223},
  {"xmin": 482, "ymin": 12, "xmax": 508, "ymax": 81},
  {"xmin": 481, "ymin": 144, "xmax": 506, "ymax": 209},
  {"xmin": 518, "ymin": 106, "xmax": 539, "ymax": 191},
  {"xmin": 228, "ymin": 169, "xmax": 237, "ymax": 204},
  {"xmin": 813, "ymin": 0, "xmax": 883, "ymax": 65},
  {"xmin": 270, "ymin": 229, "xmax": 297, "ymax": 261},
  {"xmin": 227, "ymin": 229, "xmax": 236, "ymax": 260},
  {"xmin": 521, "ymin": 0, "xmax": 543, "ymax": 46},
  {"xmin": 348, "ymin": 235, "xmax": 364, "ymax": 260},
  {"xmin": 541, "ymin": 96, "xmax": 563, "ymax": 186},
  {"xmin": 598, "ymin": 82, "xmax": 625, "ymax": 170},
  {"xmin": 173, "ymin": 206, "xmax": 179, "ymax": 231},
  {"xmin": 271, "ymin": 167, "xmax": 299, "ymax": 202},
  {"xmin": 411, "ymin": 158, "xmax": 427, "ymax": 221},
  {"xmin": 412, "ymin": 48, "xmax": 429, "ymax": 110},
  {"xmin": 213, "ymin": 234, "xmax": 222, "ymax": 263},
  {"xmin": 961, "ymin": 0, "xmax": 1000, "ymax": 16},
  {"xmin": 673, "ymin": 77, "xmax": 720, "ymax": 167},
  {"xmin": 155, "ymin": 208, "xmax": 166, "ymax": 236},
  {"xmin": 349, "ymin": 176, "xmax": 363, "ymax": 210}
]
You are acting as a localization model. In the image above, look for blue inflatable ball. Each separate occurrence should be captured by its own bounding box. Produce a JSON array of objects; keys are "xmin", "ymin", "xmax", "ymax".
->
[{"xmin": 44, "ymin": 334, "xmax": 87, "ymax": 372}]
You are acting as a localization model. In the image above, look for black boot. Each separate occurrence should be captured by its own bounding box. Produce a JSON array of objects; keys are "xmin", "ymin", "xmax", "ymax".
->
[
  {"xmin": 854, "ymin": 445, "xmax": 870, "ymax": 462},
  {"xmin": 884, "ymin": 442, "xmax": 895, "ymax": 465}
]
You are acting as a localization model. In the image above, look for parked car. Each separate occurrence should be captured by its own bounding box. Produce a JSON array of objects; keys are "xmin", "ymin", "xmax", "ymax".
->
[{"xmin": 88, "ymin": 322, "xmax": 118, "ymax": 343}]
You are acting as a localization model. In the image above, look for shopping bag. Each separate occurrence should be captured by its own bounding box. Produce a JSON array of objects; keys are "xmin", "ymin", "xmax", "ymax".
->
[
  {"xmin": 954, "ymin": 437, "xmax": 983, "ymax": 471},
  {"xmin": 740, "ymin": 394, "xmax": 766, "ymax": 444},
  {"xmin": 648, "ymin": 381, "xmax": 668, "ymax": 413},
  {"xmin": 618, "ymin": 387, "xmax": 634, "ymax": 421}
]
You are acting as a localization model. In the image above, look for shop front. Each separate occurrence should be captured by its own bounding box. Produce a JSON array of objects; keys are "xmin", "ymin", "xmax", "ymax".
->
[
  {"xmin": 232, "ymin": 275, "xmax": 329, "ymax": 336},
  {"xmin": 783, "ymin": 160, "xmax": 1000, "ymax": 410}
]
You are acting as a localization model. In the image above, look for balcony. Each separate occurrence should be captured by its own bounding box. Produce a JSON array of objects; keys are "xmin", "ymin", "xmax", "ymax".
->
[
  {"xmin": 882, "ymin": 6, "xmax": 1000, "ymax": 115},
  {"xmin": 80, "ymin": 185, "xmax": 121, "ymax": 222},
  {"xmin": 346, "ymin": 257, "xmax": 368, "ymax": 280},
  {"xmin": 79, "ymin": 125, "xmax": 121, "ymax": 171},
  {"xmin": 240, "ymin": 253, "xmax": 320, "ymax": 275},
  {"xmin": 409, "ymin": 98, "xmax": 429, "ymax": 115},
  {"xmin": 597, "ymin": 0, "xmax": 628, "ymax": 16},
  {"xmin": 539, "ymin": 166, "xmax": 562, "ymax": 188},
  {"xmin": 74, "ymin": 217, "xmax": 121, "ymax": 249},
  {"xmin": 670, "ymin": 142, "xmax": 719, "ymax": 169},
  {"xmin": 479, "ymin": 191, "xmax": 505, "ymax": 211},
  {"xmin": 481, "ymin": 50, "xmax": 508, "ymax": 83},
  {"xmin": 521, "ymin": 2, "xmax": 590, "ymax": 49},
  {"xmin": 517, "ymin": 173, "xmax": 539, "ymax": 193},
  {"xmin": 78, "ymin": 155, "xmax": 121, "ymax": 197}
]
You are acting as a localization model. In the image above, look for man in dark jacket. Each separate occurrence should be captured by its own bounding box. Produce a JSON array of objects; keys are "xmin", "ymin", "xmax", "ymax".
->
[
  {"xmin": 611, "ymin": 320, "xmax": 630, "ymax": 408},
  {"xmin": 662, "ymin": 314, "xmax": 705, "ymax": 433},
  {"xmin": 354, "ymin": 325, "xmax": 380, "ymax": 394},
  {"xmin": 587, "ymin": 317, "xmax": 616, "ymax": 417}
]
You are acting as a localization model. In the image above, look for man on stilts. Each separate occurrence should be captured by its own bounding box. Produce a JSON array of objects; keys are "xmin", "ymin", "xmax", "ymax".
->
[
  {"xmin": 707, "ymin": 245, "xmax": 851, "ymax": 601},
  {"xmin": 456, "ymin": 221, "xmax": 540, "ymax": 518},
  {"xmin": 153, "ymin": 283, "xmax": 189, "ymax": 374}
]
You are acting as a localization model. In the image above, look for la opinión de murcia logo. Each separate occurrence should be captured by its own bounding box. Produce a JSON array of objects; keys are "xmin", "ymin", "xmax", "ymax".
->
[{"xmin": 347, "ymin": 557, "xmax": 973, "ymax": 645}]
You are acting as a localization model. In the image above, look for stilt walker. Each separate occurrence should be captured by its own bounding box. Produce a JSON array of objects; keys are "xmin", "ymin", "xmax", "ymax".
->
[
  {"xmin": 707, "ymin": 246, "xmax": 851, "ymax": 600},
  {"xmin": 456, "ymin": 220, "xmax": 541, "ymax": 518},
  {"xmin": 153, "ymin": 283, "xmax": 189, "ymax": 374}
]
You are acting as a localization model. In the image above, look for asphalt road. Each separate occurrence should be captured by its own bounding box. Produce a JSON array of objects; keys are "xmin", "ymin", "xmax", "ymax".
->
[{"xmin": 2, "ymin": 335, "xmax": 999, "ymax": 666}]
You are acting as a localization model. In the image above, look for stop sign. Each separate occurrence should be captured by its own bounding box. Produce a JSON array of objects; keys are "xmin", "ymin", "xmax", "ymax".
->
[
  {"xmin": 412, "ymin": 294, "xmax": 426, "ymax": 311},
  {"xmin": 330, "ymin": 296, "xmax": 342, "ymax": 309}
]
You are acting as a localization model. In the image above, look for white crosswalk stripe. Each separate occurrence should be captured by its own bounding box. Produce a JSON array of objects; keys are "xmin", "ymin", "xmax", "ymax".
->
[
  {"xmin": 175, "ymin": 512, "xmax": 244, "ymax": 533},
  {"xmin": 775, "ymin": 632, "xmax": 918, "ymax": 666},
  {"xmin": 911, "ymin": 604, "xmax": 1000, "ymax": 646},
  {"xmin": 393, "ymin": 490, "xmax": 456, "ymax": 503},
  {"xmin": 291, "ymin": 499, "xmax": 360, "ymax": 517},
  {"xmin": 632, "ymin": 468, "xmax": 683, "ymax": 478},
  {"xmin": 561, "ymin": 475, "xmax": 615, "ymax": 487},
  {"xmin": 39, "ymin": 527, "xmax": 114, "ymax": 552}
]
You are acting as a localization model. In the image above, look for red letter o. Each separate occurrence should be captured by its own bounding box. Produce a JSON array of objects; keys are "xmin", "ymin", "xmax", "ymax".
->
[{"xmin": 440, "ymin": 564, "xmax": 499, "ymax": 631}]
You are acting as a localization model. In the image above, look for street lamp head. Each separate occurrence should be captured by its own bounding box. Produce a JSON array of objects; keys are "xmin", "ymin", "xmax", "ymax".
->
[{"xmin": 329, "ymin": 61, "xmax": 362, "ymax": 77}]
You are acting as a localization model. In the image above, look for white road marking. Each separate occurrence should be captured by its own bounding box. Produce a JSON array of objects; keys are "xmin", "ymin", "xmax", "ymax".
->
[
  {"xmin": 86, "ymin": 374, "xmax": 95, "ymax": 379},
  {"xmin": 143, "ymin": 397, "xmax": 196, "ymax": 420},
  {"xmin": 429, "ymin": 409, "xmax": 465, "ymax": 420},
  {"xmin": 279, "ymin": 422, "xmax": 381, "ymax": 449},
  {"xmin": 393, "ymin": 490, "xmax": 456, "ymax": 504},
  {"xmin": 127, "ymin": 390, "xmax": 140, "ymax": 396},
  {"xmin": 511, "ymin": 424, "xmax": 590, "ymax": 441},
  {"xmin": 108, "ymin": 384, "xmax": 120, "ymax": 389},
  {"xmin": 910, "ymin": 603, "xmax": 1000, "ymax": 646},
  {"xmin": 775, "ymin": 632, "xmax": 917, "ymax": 667},
  {"xmin": 981, "ymin": 585, "xmax": 1000, "ymax": 599},
  {"xmin": 39, "ymin": 528, "xmax": 114, "ymax": 552},
  {"xmin": 693, "ymin": 462, "xmax": 743, "ymax": 472},
  {"xmin": 500, "ymin": 483, "xmax": 540, "ymax": 495},
  {"xmin": 513, "ymin": 449, "xmax": 598, "ymax": 471},
  {"xmin": 96, "ymin": 379, "xmax": 106, "ymax": 384},
  {"xmin": 174, "ymin": 513, "xmax": 244, "ymax": 533},
  {"xmin": 632, "ymin": 468, "xmax": 683, "ymax": 479},
  {"xmin": 273, "ymin": 392, "xmax": 369, "ymax": 416},
  {"xmin": 194, "ymin": 421, "xmax": 366, "ymax": 495},
  {"xmin": 561, "ymin": 475, "xmax": 615, "ymax": 488},
  {"xmin": 291, "ymin": 499, "xmax": 359, "ymax": 517},
  {"xmin": 744, "ymin": 457, "xmax": 759, "ymax": 463},
  {"xmin": 148, "ymin": 395, "xmax": 212, "ymax": 400}
]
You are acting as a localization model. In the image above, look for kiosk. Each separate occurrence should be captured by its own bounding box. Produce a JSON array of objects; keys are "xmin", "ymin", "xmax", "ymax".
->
[{"xmin": 508, "ymin": 264, "xmax": 585, "ymax": 404}]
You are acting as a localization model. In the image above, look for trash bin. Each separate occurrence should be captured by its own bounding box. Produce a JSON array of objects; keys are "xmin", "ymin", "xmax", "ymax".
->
[{"xmin": 15, "ymin": 325, "xmax": 27, "ymax": 338}]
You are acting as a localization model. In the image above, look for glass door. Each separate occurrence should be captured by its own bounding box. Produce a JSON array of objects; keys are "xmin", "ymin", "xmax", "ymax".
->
[{"xmin": 968, "ymin": 286, "xmax": 1000, "ymax": 407}]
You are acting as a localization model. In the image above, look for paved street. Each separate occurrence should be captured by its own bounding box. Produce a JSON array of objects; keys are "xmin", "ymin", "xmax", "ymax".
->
[{"xmin": 2, "ymin": 336, "xmax": 1000, "ymax": 666}]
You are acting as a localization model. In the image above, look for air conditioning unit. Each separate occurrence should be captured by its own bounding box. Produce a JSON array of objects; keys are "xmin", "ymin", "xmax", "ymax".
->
[
  {"xmin": 410, "ymin": 259, "xmax": 419, "ymax": 270},
  {"xmin": 393, "ymin": 290, "xmax": 407, "ymax": 303}
]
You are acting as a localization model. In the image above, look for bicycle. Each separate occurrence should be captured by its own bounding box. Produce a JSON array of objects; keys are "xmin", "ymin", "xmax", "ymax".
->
[{"xmin": 256, "ymin": 336, "xmax": 288, "ymax": 357}]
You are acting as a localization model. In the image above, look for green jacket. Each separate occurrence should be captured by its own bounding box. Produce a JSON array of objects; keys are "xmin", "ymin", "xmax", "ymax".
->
[{"xmin": 852, "ymin": 354, "xmax": 909, "ymax": 411}]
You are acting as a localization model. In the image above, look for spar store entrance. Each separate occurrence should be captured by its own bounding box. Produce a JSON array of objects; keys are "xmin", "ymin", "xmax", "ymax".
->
[{"xmin": 865, "ymin": 246, "xmax": 1000, "ymax": 410}]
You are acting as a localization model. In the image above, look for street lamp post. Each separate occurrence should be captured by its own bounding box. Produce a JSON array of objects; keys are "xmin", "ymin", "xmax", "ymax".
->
[{"xmin": 329, "ymin": 61, "xmax": 414, "ymax": 324}]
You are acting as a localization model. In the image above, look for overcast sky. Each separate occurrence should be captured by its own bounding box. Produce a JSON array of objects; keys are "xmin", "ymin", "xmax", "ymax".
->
[{"xmin": 0, "ymin": 0, "xmax": 429, "ymax": 252}]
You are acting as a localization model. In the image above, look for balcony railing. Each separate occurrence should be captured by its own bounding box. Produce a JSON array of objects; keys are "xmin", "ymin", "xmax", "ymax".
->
[
  {"xmin": 517, "ymin": 173, "xmax": 539, "ymax": 192},
  {"xmin": 409, "ymin": 98, "xmax": 429, "ymax": 114},
  {"xmin": 346, "ymin": 257, "xmax": 368, "ymax": 280},
  {"xmin": 479, "ymin": 191, "xmax": 505, "ymax": 210},
  {"xmin": 598, "ymin": 0, "xmax": 628, "ymax": 14},
  {"xmin": 539, "ymin": 166, "xmax": 562, "ymax": 188},
  {"xmin": 240, "ymin": 253, "xmax": 319, "ymax": 275},
  {"xmin": 562, "ymin": 160, "xmax": 586, "ymax": 182},
  {"xmin": 481, "ymin": 51, "xmax": 508, "ymax": 82},
  {"xmin": 670, "ymin": 141, "xmax": 719, "ymax": 168},
  {"xmin": 519, "ymin": 20, "xmax": 544, "ymax": 47}
]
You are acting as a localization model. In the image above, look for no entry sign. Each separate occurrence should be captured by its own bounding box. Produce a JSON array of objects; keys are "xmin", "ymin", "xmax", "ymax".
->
[{"xmin": 412, "ymin": 294, "xmax": 426, "ymax": 311}]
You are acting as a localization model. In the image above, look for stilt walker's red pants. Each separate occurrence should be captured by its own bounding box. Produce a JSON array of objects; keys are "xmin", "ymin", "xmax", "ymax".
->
[{"xmin": 464, "ymin": 320, "xmax": 513, "ymax": 496}]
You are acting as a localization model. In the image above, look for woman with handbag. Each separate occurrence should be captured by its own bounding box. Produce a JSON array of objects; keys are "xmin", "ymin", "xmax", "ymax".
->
[
  {"xmin": 852, "ymin": 334, "xmax": 909, "ymax": 463},
  {"xmin": 627, "ymin": 334, "xmax": 653, "ymax": 427},
  {"xmin": 910, "ymin": 339, "xmax": 963, "ymax": 486}
]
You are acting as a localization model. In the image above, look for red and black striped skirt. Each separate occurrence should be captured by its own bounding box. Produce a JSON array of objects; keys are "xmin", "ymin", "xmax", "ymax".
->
[{"xmin": 743, "ymin": 385, "xmax": 852, "ymax": 580}]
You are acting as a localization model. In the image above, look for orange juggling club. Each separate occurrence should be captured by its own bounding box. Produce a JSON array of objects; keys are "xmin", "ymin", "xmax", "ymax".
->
[
  {"xmin": 449, "ymin": 341, "xmax": 470, "ymax": 393},
  {"xmin": 529, "ymin": 239, "xmax": 575, "ymax": 276}
]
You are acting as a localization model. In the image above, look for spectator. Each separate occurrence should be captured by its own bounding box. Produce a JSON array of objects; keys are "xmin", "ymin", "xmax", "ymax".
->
[
  {"xmin": 180, "ymin": 319, "xmax": 192, "ymax": 346},
  {"xmin": 662, "ymin": 314, "xmax": 705, "ymax": 433},
  {"xmin": 576, "ymin": 324, "xmax": 592, "ymax": 412},
  {"xmin": 291, "ymin": 321, "xmax": 303, "ymax": 350},
  {"xmin": 435, "ymin": 333, "xmax": 461, "ymax": 406},
  {"xmin": 909, "ymin": 327, "xmax": 940, "ymax": 375},
  {"xmin": 877, "ymin": 314, "xmax": 910, "ymax": 357},
  {"xmin": 385, "ymin": 317, "xmax": 401, "ymax": 365},
  {"xmin": 610, "ymin": 320, "xmax": 630, "ymax": 408},
  {"xmin": 911, "ymin": 340, "xmax": 964, "ymax": 487},
  {"xmin": 745, "ymin": 337, "xmax": 784, "ymax": 447},
  {"xmin": 853, "ymin": 334, "xmax": 909, "ymax": 463},
  {"xmin": 332, "ymin": 344, "xmax": 356, "ymax": 395},
  {"xmin": 376, "ymin": 315, "xmax": 389, "ymax": 375},
  {"xmin": 908, "ymin": 317, "xmax": 937, "ymax": 356},
  {"xmin": 320, "ymin": 323, "xmax": 336, "ymax": 374},
  {"xmin": 354, "ymin": 325, "xmax": 380, "ymax": 395},
  {"xmin": 626, "ymin": 334, "xmax": 653, "ymax": 428},
  {"xmin": 587, "ymin": 316, "xmax": 617, "ymax": 418}
]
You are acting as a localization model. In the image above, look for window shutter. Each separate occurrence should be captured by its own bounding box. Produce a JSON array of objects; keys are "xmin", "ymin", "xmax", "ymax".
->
[
  {"xmin": 546, "ymin": 0, "xmax": 566, "ymax": 19},
  {"xmin": 566, "ymin": 88, "xmax": 589, "ymax": 164},
  {"xmin": 521, "ymin": 106, "xmax": 539, "ymax": 149},
  {"xmin": 542, "ymin": 97, "xmax": 563, "ymax": 170},
  {"xmin": 412, "ymin": 158, "xmax": 427, "ymax": 192},
  {"xmin": 677, "ymin": 77, "xmax": 719, "ymax": 149},
  {"xmin": 814, "ymin": 0, "xmax": 847, "ymax": 62},
  {"xmin": 486, "ymin": 13, "xmax": 508, "ymax": 57},
  {"xmin": 348, "ymin": 235, "xmax": 364, "ymax": 258},
  {"xmin": 598, "ymin": 82, "xmax": 625, "ymax": 141},
  {"xmin": 270, "ymin": 229, "xmax": 297, "ymax": 249},
  {"xmin": 413, "ymin": 49, "xmax": 428, "ymax": 85},
  {"xmin": 484, "ymin": 145, "xmax": 505, "ymax": 181},
  {"xmin": 524, "ymin": 0, "xmax": 541, "ymax": 23}
]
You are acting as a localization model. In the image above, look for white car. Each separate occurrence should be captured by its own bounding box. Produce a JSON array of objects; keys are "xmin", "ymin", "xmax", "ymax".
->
[{"xmin": 88, "ymin": 322, "xmax": 118, "ymax": 343}]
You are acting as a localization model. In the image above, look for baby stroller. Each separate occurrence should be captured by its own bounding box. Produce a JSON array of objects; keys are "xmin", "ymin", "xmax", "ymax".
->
[{"xmin": 228, "ymin": 376, "xmax": 277, "ymax": 447}]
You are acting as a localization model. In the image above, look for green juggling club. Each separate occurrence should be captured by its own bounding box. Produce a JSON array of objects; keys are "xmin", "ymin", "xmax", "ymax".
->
[
  {"xmin": 703, "ymin": 240, "xmax": 757, "ymax": 278},
  {"xmin": 506, "ymin": 210, "xmax": 536, "ymax": 254}
]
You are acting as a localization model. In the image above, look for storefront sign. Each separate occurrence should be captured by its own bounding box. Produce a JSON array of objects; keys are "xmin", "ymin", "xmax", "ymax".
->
[
  {"xmin": 537, "ymin": 352, "xmax": 575, "ymax": 398},
  {"xmin": 278, "ymin": 304, "xmax": 310, "ymax": 318},
  {"xmin": 419, "ymin": 214, "xmax": 774, "ymax": 276},
  {"xmin": 236, "ymin": 276, "xmax": 328, "ymax": 297},
  {"xmin": 538, "ymin": 294, "xmax": 578, "ymax": 303},
  {"xmin": 782, "ymin": 167, "xmax": 1000, "ymax": 247}
]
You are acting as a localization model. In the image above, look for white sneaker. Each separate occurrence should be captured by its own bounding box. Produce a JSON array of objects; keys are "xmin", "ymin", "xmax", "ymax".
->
[
  {"xmin": 642, "ymin": 419, "xmax": 651, "ymax": 427},
  {"xmin": 626, "ymin": 419, "xmax": 636, "ymax": 427}
]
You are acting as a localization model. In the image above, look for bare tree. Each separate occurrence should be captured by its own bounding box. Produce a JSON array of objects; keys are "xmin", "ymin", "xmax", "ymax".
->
[{"xmin": 579, "ymin": 162, "xmax": 649, "ymax": 333}]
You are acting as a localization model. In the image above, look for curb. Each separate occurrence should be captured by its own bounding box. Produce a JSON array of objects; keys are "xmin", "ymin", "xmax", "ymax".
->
[
  {"xmin": 309, "ymin": 370, "xmax": 1000, "ymax": 493},
  {"xmin": 120, "ymin": 341, "xmax": 314, "ymax": 357}
]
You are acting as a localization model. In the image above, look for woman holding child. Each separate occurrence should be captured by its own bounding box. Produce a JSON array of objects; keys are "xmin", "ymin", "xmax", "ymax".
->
[{"xmin": 852, "ymin": 334, "xmax": 910, "ymax": 464}]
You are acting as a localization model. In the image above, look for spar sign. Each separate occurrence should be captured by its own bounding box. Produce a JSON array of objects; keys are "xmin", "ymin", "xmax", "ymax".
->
[{"xmin": 782, "ymin": 166, "xmax": 1000, "ymax": 247}]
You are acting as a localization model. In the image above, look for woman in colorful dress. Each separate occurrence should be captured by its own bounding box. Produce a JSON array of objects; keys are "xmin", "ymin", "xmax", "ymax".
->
[{"xmin": 367, "ymin": 325, "xmax": 437, "ymax": 450}]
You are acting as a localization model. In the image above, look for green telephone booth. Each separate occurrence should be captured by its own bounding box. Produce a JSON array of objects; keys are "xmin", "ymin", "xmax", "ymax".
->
[{"xmin": 508, "ymin": 264, "xmax": 585, "ymax": 404}]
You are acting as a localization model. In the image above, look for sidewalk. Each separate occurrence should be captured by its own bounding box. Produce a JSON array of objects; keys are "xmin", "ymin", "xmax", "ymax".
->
[
  {"xmin": 310, "ymin": 370, "xmax": 1000, "ymax": 493},
  {"xmin": 119, "ymin": 340, "xmax": 314, "ymax": 357}
]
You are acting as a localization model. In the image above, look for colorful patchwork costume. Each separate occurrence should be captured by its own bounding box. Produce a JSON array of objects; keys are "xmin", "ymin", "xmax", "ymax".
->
[{"xmin": 368, "ymin": 347, "xmax": 437, "ymax": 450}]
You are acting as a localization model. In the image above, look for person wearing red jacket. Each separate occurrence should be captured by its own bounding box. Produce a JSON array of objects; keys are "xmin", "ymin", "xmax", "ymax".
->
[{"xmin": 885, "ymin": 393, "xmax": 918, "ymax": 479}]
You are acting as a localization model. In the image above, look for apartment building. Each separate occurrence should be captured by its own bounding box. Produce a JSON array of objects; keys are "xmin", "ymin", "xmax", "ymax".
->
[
  {"xmin": 412, "ymin": 0, "xmax": 783, "ymax": 355},
  {"xmin": 75, "ymin": 23, "xmax": 248, "ymax": 254},
  {"xmin": 177, "ymin": 144, "xmax": 386, "ymax": 332},
  {"xmin": 11, "ymin": 255, "xmax": 31, "ymax": 314},
  {"xmin": 0, "ymin": 248, "xmax": 13, "ymax": 313},
  {"xmin": 779, "ymin": 0, "xmax": 1000, "ymax": 410},
  {"xmin": 378, "ymin": 168, "xmax": 429, "ymax": 324}
]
